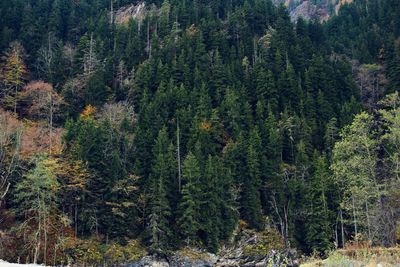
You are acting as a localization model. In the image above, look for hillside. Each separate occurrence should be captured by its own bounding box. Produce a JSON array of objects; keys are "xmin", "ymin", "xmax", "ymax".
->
[{"xmin": 0, "ymin": 0, "xmax": 399, "ymax": 265}]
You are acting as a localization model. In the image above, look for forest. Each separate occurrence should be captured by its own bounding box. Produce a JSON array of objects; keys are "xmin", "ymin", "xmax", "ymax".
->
[{"xmin": 0, "ymin": 0, "xmax": 400, "ymax": 265}]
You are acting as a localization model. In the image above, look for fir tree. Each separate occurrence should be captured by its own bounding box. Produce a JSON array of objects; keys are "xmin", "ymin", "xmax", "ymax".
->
[{"xmin": 178, "ymin": 152, "xmax": 201, "ymax": 245}]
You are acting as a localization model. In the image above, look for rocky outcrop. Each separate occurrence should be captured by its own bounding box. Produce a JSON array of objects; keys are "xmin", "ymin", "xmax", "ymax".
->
[
  {"xmin": 125, "ymin": 229, "xmax": 299, "ymax": 267},
  {"xmin": 115, "ymin": 2, "xmax": 147, "ymax": 25},
  {"xmin": 125, "ymin": 250, "xmax": 298, "ymax": 267},
  {"xmin": 273, "ymin": 0, "xmax": 353, "ymax": 22},
  {"xmin": 287, "ymin": 1, "xmax": 329, "ymax": 22},
  {"xmin": 125, "ymin": 256, "xmax": 169, "ymax": 267},
  {"xmin": 169, "ymin": 252, "xmax": 218, "ymax": 267},
  {"xmin": 215, "ymin": 228, "xmax": 298, "ymax": 267},
  {"xmin": 123, "ymin": 254, "xmax": 217, "ymax": 267}
]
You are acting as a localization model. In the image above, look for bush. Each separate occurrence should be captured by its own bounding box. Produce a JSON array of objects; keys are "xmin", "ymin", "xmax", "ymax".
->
[
  {"xmin": 243, "ymin": 228, "xmax": 284, "ymax": 257},
  {"xmin": 323, "ymin": 252, "xmax": 353, "ymax": 267},
  {"xmin": 66, "ymin": 238, "xmax": 147, "ymax": 266},
  {"xmin": 69, "ymin": 238, "xmax": 103, "ymax": 266},
  {"xmin": 124, "ymin": 239, "xmax": 147, "ymax": 262}
]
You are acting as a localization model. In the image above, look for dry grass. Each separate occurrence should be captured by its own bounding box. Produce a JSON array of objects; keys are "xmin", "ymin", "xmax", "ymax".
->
[{"xmin": 301, "ymin": 247, "xmax": 400, "ymax": 267}]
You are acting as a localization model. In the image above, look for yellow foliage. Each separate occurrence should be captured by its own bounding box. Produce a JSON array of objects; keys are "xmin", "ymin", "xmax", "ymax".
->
[
  {"xmin": 68, "ymin": 238, "xmax": 103, "ymax": 266},
  {"xmin": 124, "ymin": 239, "xmax": 147, "ymax": 261},
  {"xmin": 239, "ymin": 220, "xmax": 249, "ymax": 230},
  {"xmin": 65, "ymin": 238, "xmax": 147, "ymax": 265},
  {"xmin": 200, "ymin": 121, "xmax": 212, "ymax": 131},
  {"xmin": 80, "ymin": 104, "xmax": 96, "ymax": 120},
  {"xmin": 2, "ymin": 43, "xmax": 27, "ymax": 88},
  {"xmin": 105, "ymin": 243, "xmax": 125, "ymax": 265},
  {"xmin": 55, "ymin": 158, "xmax": 89, "ymax": 190},
  {"xmin": 186, "ymin": 24, "xmax": 198, "ymax": 36}
]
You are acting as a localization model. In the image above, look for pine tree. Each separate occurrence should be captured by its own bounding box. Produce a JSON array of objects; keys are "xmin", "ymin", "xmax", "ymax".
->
[
  {"xmin": 200, "ymin": 155, "xmax": 221, "ymax": 252},
  {"xmin": 305, "ymin": 153, "xmax": 333, "ymax": 255},
  {"xmin": 242, "ymin": 127, "xmax": 264, "ymax": 229},
  {"xmin": 159, "ymin": 0, "xmax": 171, "ymax": 38},
  {"xmin": 178, "ymin": 152, "xmax": 201, "ymax": 246},
  {"xmin": 147, "ymin": 127, "xmax": 173, "ymax": 254}
]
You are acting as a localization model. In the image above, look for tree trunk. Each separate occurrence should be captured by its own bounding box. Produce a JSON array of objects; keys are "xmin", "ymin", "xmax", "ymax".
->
[
  {"xmin": 14, "ymin": 85, "xmax": 18, "ymax": 114},
  {"xmin": 352, "ymin": 194, "xmax": 358, "ymax": 245},
  {"xmin": 49, "ymin": 92, "xmax": 53, "ymax": 154},
  {"xmin": 75, "ymin": 203, "xmax": 78, "ymax": 238},
  {"xmin": 177, "ymin": 120, "xmax": 181, "ymax": 192},
  {"xmin": 340, "ymin": 209, "xmax": 345, "ymax": 248},
  {"xmin": 365, "ymin": 201, "xmax": 371, "ymax": 241}
]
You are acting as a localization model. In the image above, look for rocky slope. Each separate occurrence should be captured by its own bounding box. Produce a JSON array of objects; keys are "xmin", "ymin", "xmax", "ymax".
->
[{"xmin": 273, "ymin": 0, "xmax": 353, "ymax": 21}]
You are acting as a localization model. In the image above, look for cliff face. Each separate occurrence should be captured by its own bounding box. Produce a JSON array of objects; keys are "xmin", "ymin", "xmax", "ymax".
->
[{"xmin": 273, "ymin": 0, "xmax": 353, "ymax": 21}]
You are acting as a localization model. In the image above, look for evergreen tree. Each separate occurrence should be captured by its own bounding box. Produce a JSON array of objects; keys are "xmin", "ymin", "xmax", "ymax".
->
[
  {"xmin": 147, "ymin": 128, "xmax": 173, "ymax": 254},
  {"xmin": 242, "ymin": 128, "xmax": 264, "ymax": 229},
  {"xmin": 305, "ymin": 153, "xmax": 333, "ymax": 255},
  {"xmin": 178, "ymin": 152, "xmax": 201, "ymax": 245}
]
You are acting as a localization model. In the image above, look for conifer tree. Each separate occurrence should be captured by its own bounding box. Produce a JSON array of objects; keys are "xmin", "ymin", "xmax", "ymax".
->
[
  {"xmin": 306, "ymin": 153, "xmax": 333, "ymax": 255},
  {"xmin": 242, "ymin": 127, "xmax": 264, "ymax": 229},
  {"xmin": 147, "ymin": 127, "xmax": 173, "ymax": 254},
  {"xmin": 178, "ymin": 152, "xmax": 201, "ymax": 245}
]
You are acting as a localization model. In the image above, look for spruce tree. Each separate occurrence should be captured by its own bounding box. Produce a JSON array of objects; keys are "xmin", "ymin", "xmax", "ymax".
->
[
  {"xmin": 178, "ymin": 152, "xmax": 201, "ymax": 246},
  {"xmin": 147, "ymin": 128, "xmax": 173, "ymax": 254},
  {"xmin": 305, "ymin": 153, "xmax": 333, "ymax": 255},
  {"xmin": 242, "ymin": 127, "xmax": 264, "ymax": 229}
]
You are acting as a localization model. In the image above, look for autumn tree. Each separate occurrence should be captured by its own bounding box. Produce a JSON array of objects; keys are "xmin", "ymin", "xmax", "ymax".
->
[{"xmin": 1, "ymin": 42, "xmax": 28, "ymax": 113}]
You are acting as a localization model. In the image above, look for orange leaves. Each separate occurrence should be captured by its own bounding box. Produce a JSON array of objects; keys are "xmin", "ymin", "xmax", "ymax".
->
[
  {"xmin": 18, "ymin": 81, "xmax": 65, "ymax": 121},
  {"xmin": 0, "ymin": 110, "xmax": 63, "ymax": 159},
  {"xmin": 200, "ymin": 121, "xmax": 212, "ymax": 131},
  {"xmin": 0, "ymin": 108, "xmax": 21, "ymax": 138},
  {"xmin": 20, "ymin": 121, "xmax": 64, "ymax": 158},
  {"xmin": 80, "ymin": 104, "xmax": 96, "ymax": 120}
]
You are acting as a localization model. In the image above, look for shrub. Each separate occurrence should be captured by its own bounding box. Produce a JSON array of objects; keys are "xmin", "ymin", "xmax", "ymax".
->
[{"xmin": 243, "ymin": 228, "xmax": 284, "ymax": 256}]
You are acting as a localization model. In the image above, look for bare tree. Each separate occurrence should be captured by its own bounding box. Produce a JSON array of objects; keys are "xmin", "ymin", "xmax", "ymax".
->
[
  {"xmin": 36, "ymin": 33, "xmax": 59, "ymax": 82},
  {"xmin": 83, "ymin": 33, "xmax": 100, "ymax": 76},
  {"xmin": 356, "ymin": 63, "xmax": 387, "ymax": 111}
]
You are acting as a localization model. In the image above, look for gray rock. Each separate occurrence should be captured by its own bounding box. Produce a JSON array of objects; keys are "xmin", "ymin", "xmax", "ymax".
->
[
  {"xmin": 125, "ymin": 256, "xmax": 169, "ymax": 267},
  {"xmin": 169, "ymin": 251, "xmax": 218, "ymax": 267}
]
